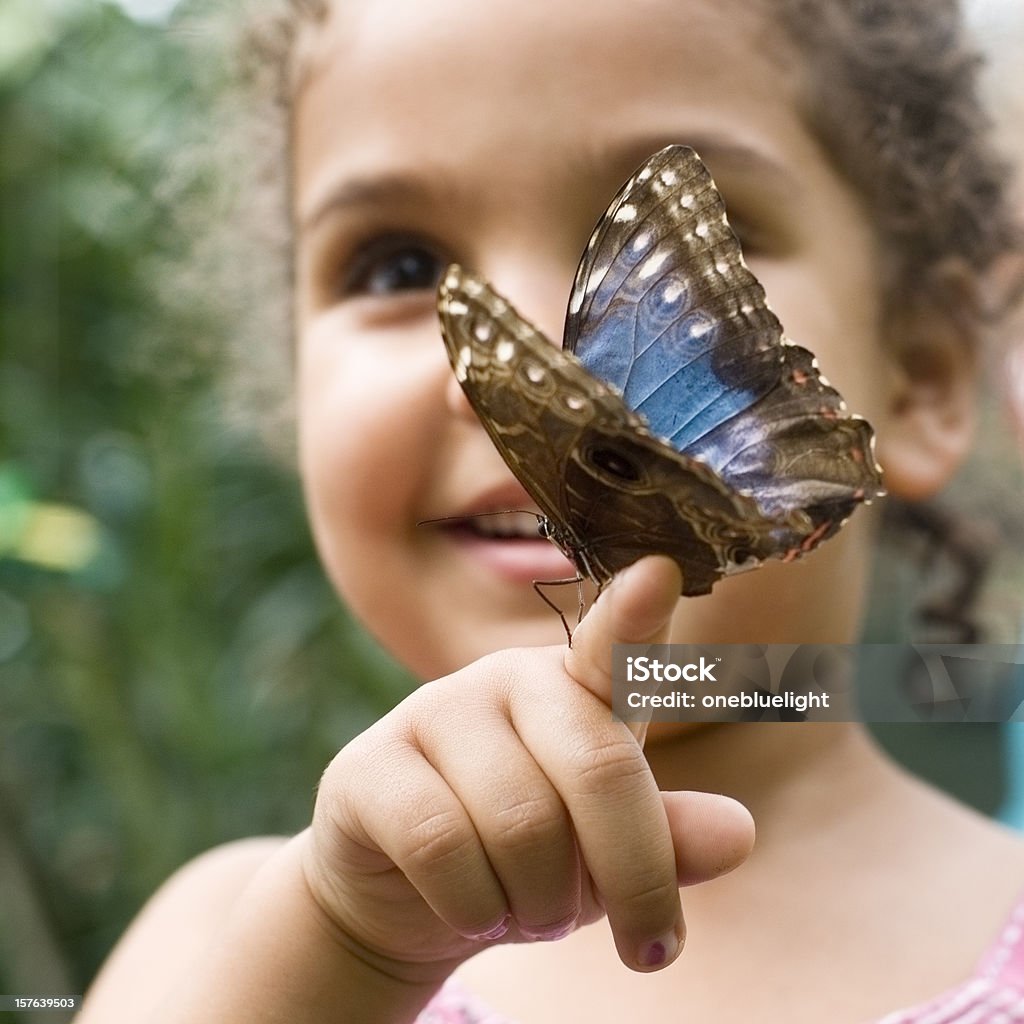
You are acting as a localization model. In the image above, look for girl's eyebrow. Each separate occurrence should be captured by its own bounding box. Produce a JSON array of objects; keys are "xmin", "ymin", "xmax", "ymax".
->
[
  {"xmin": 299, "ymin": 135, "xmax": 798, "ymax": 236},
  {"xmin": 298, "ymin": 173, "xmax": 444, "ymax": 235},
  {"xmin": 605, "ymin": 132, "xmax": 800, "ymax": 196}
]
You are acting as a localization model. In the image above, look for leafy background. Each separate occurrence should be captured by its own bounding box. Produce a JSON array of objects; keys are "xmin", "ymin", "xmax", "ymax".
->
[
  {"xmin": 0, "ymin": 2, "xmax": 1021, "ymax": 1022},
  {"xmin": 0, "ymin": 2, "xmax": 414, "ymax": 1015}
]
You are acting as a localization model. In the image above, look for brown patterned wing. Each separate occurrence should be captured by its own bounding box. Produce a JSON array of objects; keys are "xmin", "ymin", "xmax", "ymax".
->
[{"xmin": 438, "ymin": 266, "xmax": 813, "ymax": 595}]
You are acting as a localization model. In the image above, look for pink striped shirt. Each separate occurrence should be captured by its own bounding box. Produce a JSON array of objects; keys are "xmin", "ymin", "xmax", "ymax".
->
[{"xmin": 417, "ymin": 901, "xmax": 1024, "ymax": 1024}]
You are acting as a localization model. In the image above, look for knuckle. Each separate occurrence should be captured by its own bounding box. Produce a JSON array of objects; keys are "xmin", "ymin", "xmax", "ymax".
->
[
  {"xmin": 313, "ymin": 733, "xmax": 396, "ymax": 823},
  {"xmin": 472, "ymin": 647, "xmax": 556, "ymax": 702},
  {"xmin": 568, "ymin": 735, "xmax": 648, "ymax": 797},
  {"xmin": 397, "ymin": 804, "xmax": 475, "ymax": 875},
  {"xmin": 487, "ymin": 790, "xmax": 566, "ymax": 854},
  {"xmin": 312, "ymin": 749, "xmax": 362, "ymax": 838}
]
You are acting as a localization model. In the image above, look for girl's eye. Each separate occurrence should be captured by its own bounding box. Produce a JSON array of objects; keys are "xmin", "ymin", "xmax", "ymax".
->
[{"xmin": 342, "ymin": 236, "xmax": 447, "ymax": 298}]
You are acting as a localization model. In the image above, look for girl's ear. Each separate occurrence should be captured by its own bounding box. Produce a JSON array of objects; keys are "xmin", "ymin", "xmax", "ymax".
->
[{"xmin": 875, "ymin": 261, "xmax": 979, "ymax": 502}]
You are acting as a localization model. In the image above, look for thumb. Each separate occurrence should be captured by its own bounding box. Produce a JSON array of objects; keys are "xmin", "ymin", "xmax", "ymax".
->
[{"xmin": 563, "ymin": 555, "xmax": 681, "ymax": 738}]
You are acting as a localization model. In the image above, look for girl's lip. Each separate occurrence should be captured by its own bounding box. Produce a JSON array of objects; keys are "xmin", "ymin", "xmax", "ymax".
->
[
  {"xmin": 444, "ymin": 524, "xmax": 578, "ymax": 584},
  {"xmin": 447, "ymin": 481, "xmax": 547, "ymax": 521},
  {"xmin": 429, "ymin": 483, "xmax": 578, "ymax": 584}
]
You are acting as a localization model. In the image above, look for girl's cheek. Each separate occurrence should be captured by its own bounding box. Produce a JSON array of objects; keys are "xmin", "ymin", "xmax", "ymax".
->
[{"xmin": 298, "ymin": 313, "xmax": 448, "ymax": 498}]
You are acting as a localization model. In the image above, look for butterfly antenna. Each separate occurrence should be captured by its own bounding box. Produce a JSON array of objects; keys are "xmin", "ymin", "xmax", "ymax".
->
[{"xmin": 416, "ymin": 510, "xmax": 542, "ymax": 527}]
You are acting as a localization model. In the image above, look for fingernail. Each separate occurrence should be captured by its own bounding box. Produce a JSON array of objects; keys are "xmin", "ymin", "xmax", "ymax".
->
[
  {"xmin": 638, "ymin": 928, "xmax": 682, "ymax": 969},
  {"xmin": 465, "ymin": 913, "xmax": 511, "ymax": 941}
]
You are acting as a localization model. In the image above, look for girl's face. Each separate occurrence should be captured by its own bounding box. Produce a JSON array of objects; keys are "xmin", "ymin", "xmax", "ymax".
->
[{"xmin": 293, "ymin": 0, "xmax": 890, "ymax": 678}]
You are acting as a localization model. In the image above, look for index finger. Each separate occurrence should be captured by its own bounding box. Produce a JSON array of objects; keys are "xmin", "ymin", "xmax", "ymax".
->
[{"xmin": 564, "ymin": 556, "xmax": 682, "ymax": 743}]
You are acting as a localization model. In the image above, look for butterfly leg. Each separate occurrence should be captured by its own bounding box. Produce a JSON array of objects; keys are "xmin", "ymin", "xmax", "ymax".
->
[
  {"xmin": 532, "ymin": 576, "xmax": 586, "ymax": 646},
  {"xmin": 576, "ymin": 576, "xmax": 587, "ymax": 628}
]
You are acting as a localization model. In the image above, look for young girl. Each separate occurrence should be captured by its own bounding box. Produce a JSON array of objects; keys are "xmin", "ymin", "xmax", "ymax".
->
[{"xmin": 78, "ymin": 0, "xmax": 1024, "ymax": 1021}]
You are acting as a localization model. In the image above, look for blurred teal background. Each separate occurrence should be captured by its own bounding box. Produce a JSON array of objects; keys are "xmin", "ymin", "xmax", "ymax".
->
[{"xmin": 0, "ymin": 1, "xmax": 1021, "ymax": 1019}]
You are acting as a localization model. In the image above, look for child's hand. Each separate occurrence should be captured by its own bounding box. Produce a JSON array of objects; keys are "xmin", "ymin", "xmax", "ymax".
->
[{"xmin": 300, "ymin": 556, "xmax": 754, "ymax": 981}]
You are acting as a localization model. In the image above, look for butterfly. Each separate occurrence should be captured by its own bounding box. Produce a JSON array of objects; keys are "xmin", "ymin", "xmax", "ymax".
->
[{"xmin": 437, "ymin": 145, "xmax": 884, "ymax": 605}]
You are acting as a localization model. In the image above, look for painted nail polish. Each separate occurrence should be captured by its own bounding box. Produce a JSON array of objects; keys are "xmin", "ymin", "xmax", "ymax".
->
[{"xmin": 638, "ymin": 929, "xmax": 681, "ymax": 969}]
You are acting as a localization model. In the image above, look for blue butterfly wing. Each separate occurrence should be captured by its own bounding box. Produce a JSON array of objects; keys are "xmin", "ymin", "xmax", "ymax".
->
[{"xmin": 565, "ymin": 145, "xmax": 882, "ymax": 533}]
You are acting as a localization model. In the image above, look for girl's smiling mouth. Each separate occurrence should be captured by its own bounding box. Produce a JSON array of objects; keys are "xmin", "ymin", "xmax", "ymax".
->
[
  {"xmin": 436, "ymin": 488, "xmax": 577, "ymax": 584},
  {"xmin": 449, "ymin": 510, "xmax": 546, "ymax": 541}
]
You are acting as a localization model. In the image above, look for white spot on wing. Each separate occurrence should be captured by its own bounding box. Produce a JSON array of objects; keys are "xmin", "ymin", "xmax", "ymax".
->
[
  {"xmin": 662, "ymin": 279, "xmax": 685, "ymax": 304},
  {"xmin": 455, "ymin": 345, "xmax": 471, "ymax": 381},
  {"xmin": 495, "ymin": 339, "xmax": 515, "ymax": 362},
  {"xmin": 695, "ymin": 221, "xmax": 709, "ymax": 239},
  {"xmin": 631, "ymin": 231, "xmax": 651, "ymax": 253},
  {"xmin": 614, "ymin": 203, "xmax": 637, "ymax": 223},
  {"xmin": 585, "ymin": 264, "xmax": 610, "ymax": 294},
  {"xmin": 639, "ymin": 250, "xmax": 668, "ymax": 280}
]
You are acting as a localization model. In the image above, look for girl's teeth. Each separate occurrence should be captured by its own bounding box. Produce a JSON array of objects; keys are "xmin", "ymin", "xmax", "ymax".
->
[{"xmin": 471, "ymin": 512, "xmax": 543, "ymax": 539}]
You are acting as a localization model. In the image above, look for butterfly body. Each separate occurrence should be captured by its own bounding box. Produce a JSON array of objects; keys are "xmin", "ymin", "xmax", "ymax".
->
[{"xmin": 438, "ymin": 146, "xmax": 883, "ymax": 598}]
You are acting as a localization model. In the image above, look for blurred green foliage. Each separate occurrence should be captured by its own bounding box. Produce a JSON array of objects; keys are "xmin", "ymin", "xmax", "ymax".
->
[{"xmin": 0, "ymin": 0, "xmax": 413, "ymax": 1003}]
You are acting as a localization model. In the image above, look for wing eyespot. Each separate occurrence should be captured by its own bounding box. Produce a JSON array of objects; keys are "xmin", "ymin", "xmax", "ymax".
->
[{"xmin": 586, "ymin": 445, "xmax": 643, "ymax": 482}]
